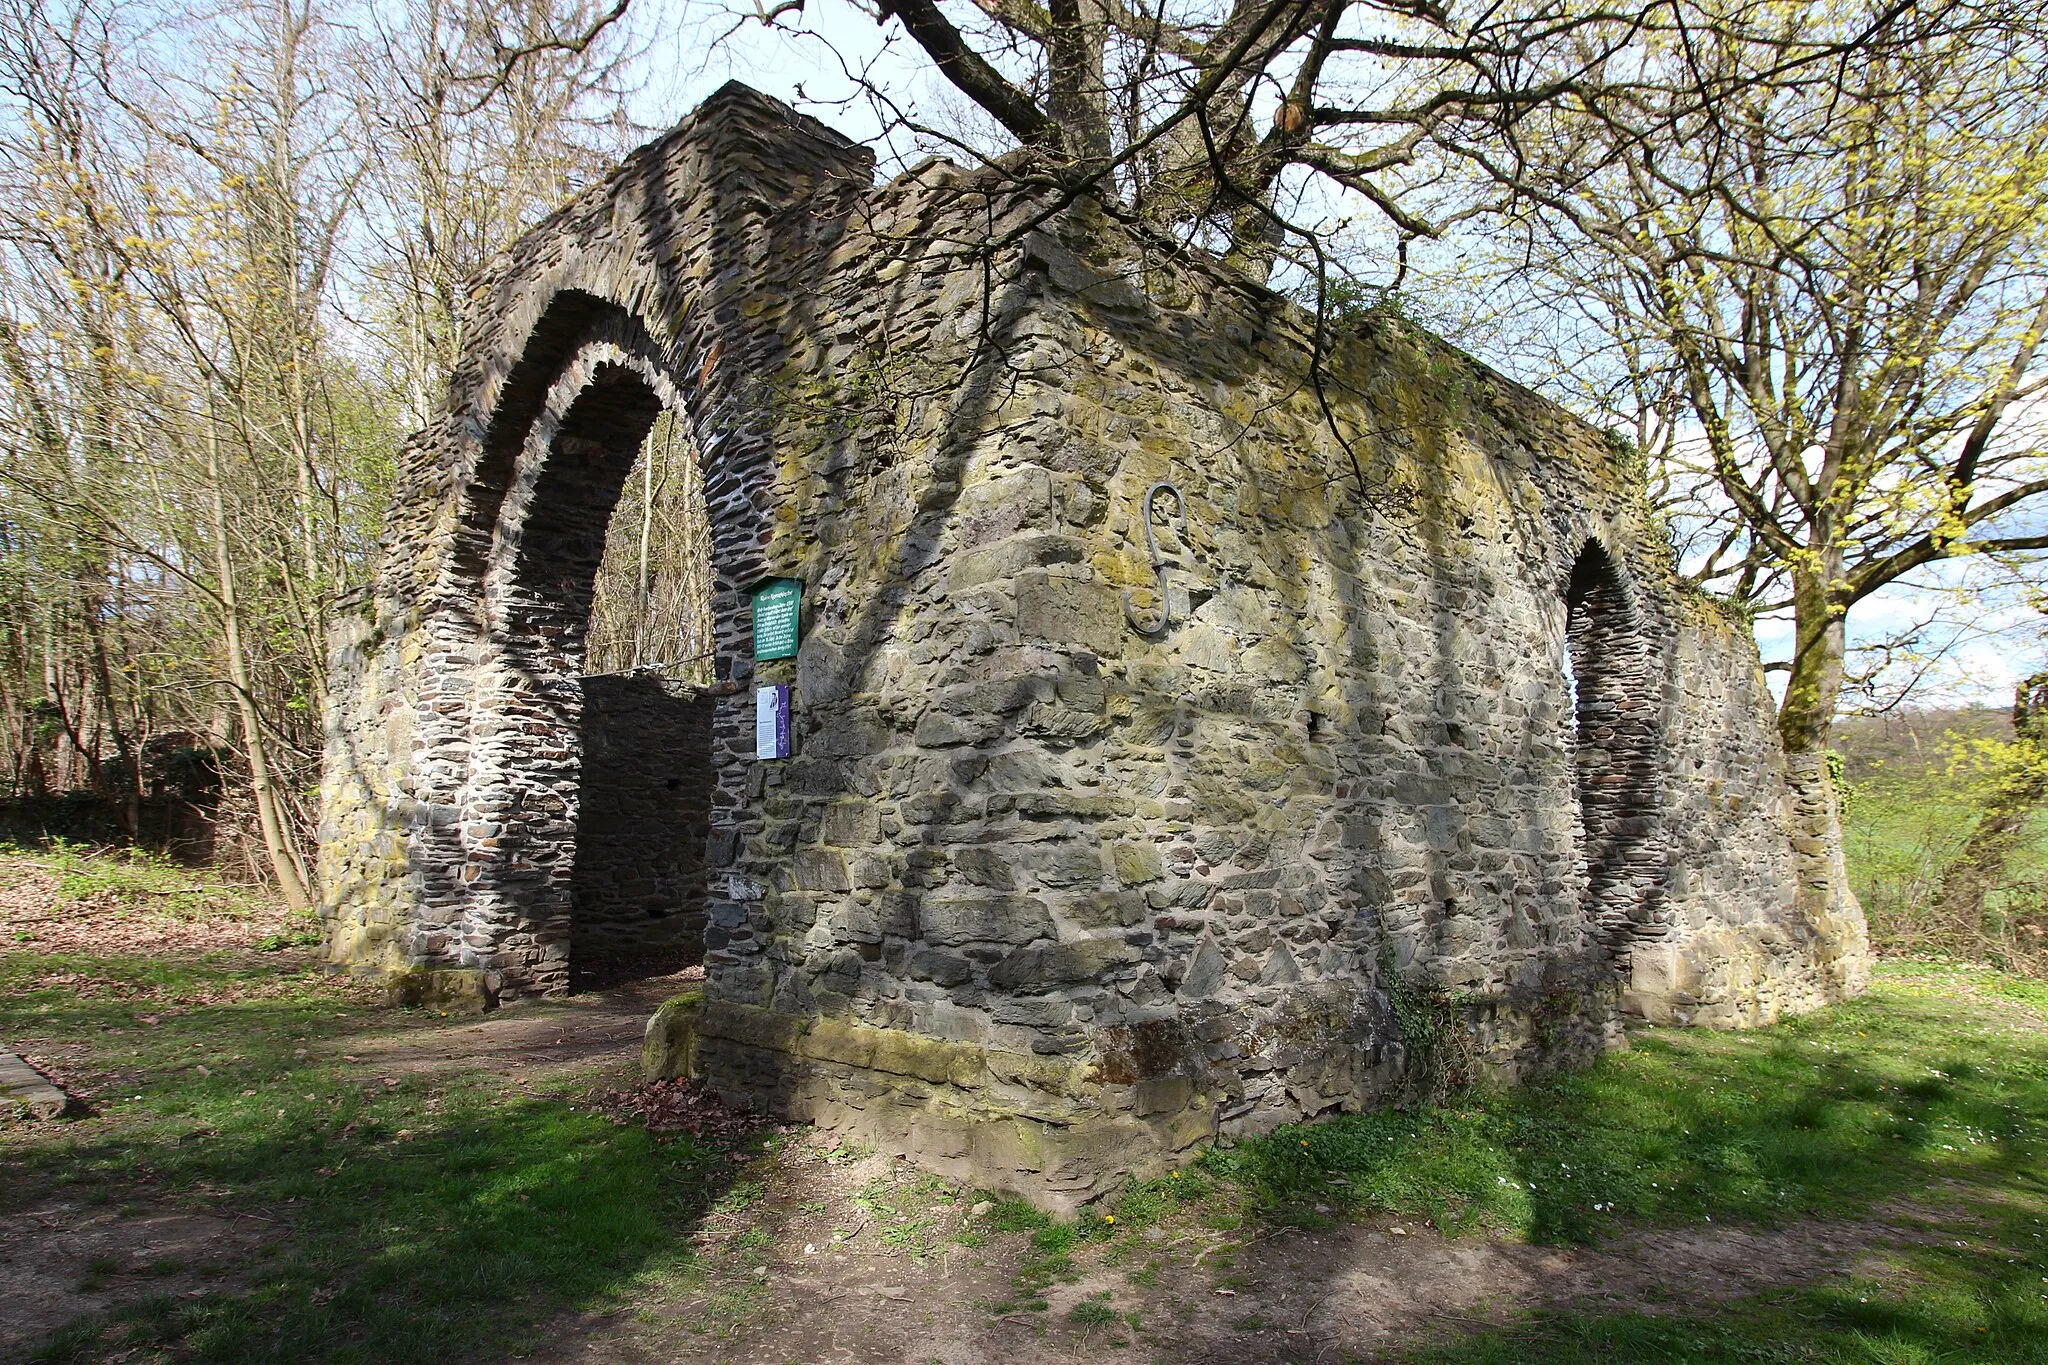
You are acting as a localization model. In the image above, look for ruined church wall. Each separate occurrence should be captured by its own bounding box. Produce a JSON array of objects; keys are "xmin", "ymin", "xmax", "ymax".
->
[
  {"xmin": 317, "ymin": 87, "xmax": 880, "ymax": 995},
  {"xmin": 317, "ymin": 88, "xmax": 1868, "ymax": 1211},
  {"xmin": 673, "ymin": 168, "xmax": 1861, "ymax": 1203},
  {"xmin": 1644, "ymin": 606, "xmax": 1871, "ymax": 1025}
]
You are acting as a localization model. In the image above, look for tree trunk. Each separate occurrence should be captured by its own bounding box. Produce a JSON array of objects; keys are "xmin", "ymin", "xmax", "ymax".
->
[
  {"xmin": 206, "ymin": 419, "xmax": 312, "ymax": 911},
  {"xmin": 1046, "ymin": 0, "xmax": 1110, "ymax": 163},
  {"xmin": 1777, "ymin": 563, "xmax": 1847, "ymax": 759},
  {"xmin": 1773, "ymin": 562, "xmax": 1866, "ymax": 982}
]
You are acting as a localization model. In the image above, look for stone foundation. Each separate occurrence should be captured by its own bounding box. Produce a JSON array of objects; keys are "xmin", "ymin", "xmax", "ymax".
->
[{"xmin": 317, "ymin": 84, "xmax": 1870, "ymax": 1208}]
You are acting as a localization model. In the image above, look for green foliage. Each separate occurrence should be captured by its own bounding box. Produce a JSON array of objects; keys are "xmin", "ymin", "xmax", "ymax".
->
[
  {"xmin": 1378, "ymin": 941, "xmax": 1477, "ymax": 1099},
  {"xmin": 1840, "ymin": 718, "xmax": 2048, "ymax": 972},
  {"xmin": 3, "ymin": 840, "xmax": 279, "ymax": 929},
  {"xmin": 1290, "ymin": 275, "xmax": 1410, "ymax": 332},
  {"xmin": 1601, "ymin": 426, "xmax": 1648, "ymax": 484},
  {"xmin": 1068, "ymin": 1294, "xmax": 1120, "ymax": 1326}
]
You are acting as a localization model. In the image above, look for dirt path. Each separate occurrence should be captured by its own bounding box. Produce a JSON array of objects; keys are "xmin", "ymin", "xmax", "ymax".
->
[
  {"xmin": 0, "ymin": 1198, "xmax": 274, "ymax": 1358},
  {"xmin": 517, "ymin": 1153, "xmax": 1911, "ymax": 1365},
  {"xmin": 324, "ymin": 974, "xmax": 685, "ymax": 1080}
]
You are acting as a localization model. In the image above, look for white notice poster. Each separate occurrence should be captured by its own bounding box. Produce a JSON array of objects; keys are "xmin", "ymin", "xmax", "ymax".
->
[{"xmin": 755, "ymin": 684, "xmax": 790, "ymax": 759}]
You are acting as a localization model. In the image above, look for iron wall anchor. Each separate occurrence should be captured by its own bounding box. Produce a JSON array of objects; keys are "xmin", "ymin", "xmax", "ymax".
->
[{"xmin": 1122, "ymin": 481, "xmax": 1187, "ymax": 635}]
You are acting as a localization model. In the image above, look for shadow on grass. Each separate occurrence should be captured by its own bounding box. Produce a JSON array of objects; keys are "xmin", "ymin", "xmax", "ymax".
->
[
  {"xmin": 1203, "ymin": 987, "xmax": 2048, "ymax": 1247},
  {"xmin": 2, "ymin": 955, "xmax": 754, "ymax": 1364},
  {"xmin": 1404, "ymin": 1218, "xmax": 2048, "ymax": 1365}
]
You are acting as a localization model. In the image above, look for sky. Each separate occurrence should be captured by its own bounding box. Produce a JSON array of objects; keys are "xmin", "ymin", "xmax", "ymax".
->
[{"xmin": 620, "ymin": 0, "xmax": 948, "ymax": 161}]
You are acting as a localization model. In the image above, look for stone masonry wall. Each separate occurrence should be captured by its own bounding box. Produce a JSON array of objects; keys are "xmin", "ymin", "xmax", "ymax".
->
[
  {"xmin": 318, "ymin": 84, "xmax": 1870, "ymax": 1210},
  {"xmin": 1642, "ymin": 605, "xmax": 1872, "ymax": 1024},
  {"xmin": 570, "ymin": 676, "xmax": 717, "ymax": 968}
]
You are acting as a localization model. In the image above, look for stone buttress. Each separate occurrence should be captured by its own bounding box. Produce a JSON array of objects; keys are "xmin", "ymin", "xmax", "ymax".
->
[{"xmin": 317, "ymin": 84, "xmax": 1870, "ymax": 1209}]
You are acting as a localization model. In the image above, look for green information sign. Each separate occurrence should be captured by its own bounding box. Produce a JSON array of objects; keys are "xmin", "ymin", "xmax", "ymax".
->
[{"xmin": 751, "ymin": 578, "xmax": 802, "ymax": 661}]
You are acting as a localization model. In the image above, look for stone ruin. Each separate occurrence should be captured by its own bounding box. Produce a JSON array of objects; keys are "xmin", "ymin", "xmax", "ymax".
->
[{"xmin": 316, "ymin": 84, "xmax": 1871, "ymax": 1208}]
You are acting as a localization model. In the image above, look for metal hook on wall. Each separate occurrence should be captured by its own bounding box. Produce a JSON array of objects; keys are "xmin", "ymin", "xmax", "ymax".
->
[{"xmin": 1122, "ymin": 481, "xmax": 1188, "ymax": 635}]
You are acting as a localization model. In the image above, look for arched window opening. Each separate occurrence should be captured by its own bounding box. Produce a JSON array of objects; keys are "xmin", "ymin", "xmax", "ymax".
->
[{"xmin": 1563, "ymin": 542, "xmax": 1667, "ymax": 956}]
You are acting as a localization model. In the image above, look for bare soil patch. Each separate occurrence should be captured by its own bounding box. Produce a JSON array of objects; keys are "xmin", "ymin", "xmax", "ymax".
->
[
  {"xmin": 0, "ymin": 1197, "xmax": 272, "ymax": 1358},
  {"xmin": 517, "ymin": 1139, "xmax": 1912, "ymax": 1365}
]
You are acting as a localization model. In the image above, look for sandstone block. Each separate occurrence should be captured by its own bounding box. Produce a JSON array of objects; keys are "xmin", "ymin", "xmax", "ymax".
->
[
  {"xmin": 642, "ymin": 991, "xmax": 705, "ymax": 1080},
  {"xmin": 987, "ymin": 935, "xmax": 1137, "ymax": 990},
  {"xmin": 1015, "ymin": 571, "xmax": 1123, "ymax": 653},
  {"xmin": 0, "ymin": 1053, "xmax": 66, "ymax": 1120},
  {"xmin": 384, "ymin": 967, "xmax": 494, "ymax": 1014}
]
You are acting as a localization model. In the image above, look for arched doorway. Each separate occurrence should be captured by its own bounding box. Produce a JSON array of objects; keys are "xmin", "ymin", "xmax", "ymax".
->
[
  {"xmin": 1563, "ymin": 540, "xmax": 1667, "ymax": 955},
  {"xmin": 450, "ymin": 317, "xmax": 725, "ymax": 996}
]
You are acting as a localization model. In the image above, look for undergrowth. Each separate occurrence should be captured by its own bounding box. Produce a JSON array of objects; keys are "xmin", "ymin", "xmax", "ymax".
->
[{"xmin": 1840, "ymin": 718, "xmax": 2048, "ymax": 976}]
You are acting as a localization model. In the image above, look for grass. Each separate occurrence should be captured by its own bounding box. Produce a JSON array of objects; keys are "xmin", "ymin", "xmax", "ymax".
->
[
  {"xmin": 850, "ymin": 1169, "xmax": 962, "ymax": 1260},
  {"xmin": 0, "ymin": 947, "xmax": 756, "ymax": 1363},
  {"xmin": 9, "ymin": 839, "xmax": 2048, "ymax": 1362},
  {"xmin": 1201, "ymin": 967, "xmax": 2045, "ymax": 1244},
  {"xmin": 1096, "ymin": 961, "xmax": 2048, "ymax": 1362}
]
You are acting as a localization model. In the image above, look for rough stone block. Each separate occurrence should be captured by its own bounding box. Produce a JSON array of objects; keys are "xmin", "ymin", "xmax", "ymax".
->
[
  {"xmin": 642, "ymin": 991, "xmax": 705, "ymax": 1080},
  {"xmin": 384, "ymin": 967, "xmax": 494, "ymax": 1014},
  {"xmin": 987, "ymin": 935, "xmax": 1137, "ymax": 990},
  {"xmin": 1015, "ymin": 571, "xmax": 1124, "ymax": 653},
  {"xmin": 918, "ymin": 893, "xmax": 1055, "ymax": 946}
]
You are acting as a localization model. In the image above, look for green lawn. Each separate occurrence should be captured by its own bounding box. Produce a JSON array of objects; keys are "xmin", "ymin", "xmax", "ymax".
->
[{"xmin": 1199, "ymin": 963, "xmax": 2048, "ymax": 1363}]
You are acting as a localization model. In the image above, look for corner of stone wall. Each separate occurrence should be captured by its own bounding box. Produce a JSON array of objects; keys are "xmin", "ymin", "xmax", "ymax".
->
[
  {"xmin": 314, "ymin": 591, "xmax": 429, "ymax": 982},
  {"xmin": 683, "ymin": 1002, "xmax": 1216, "ymax": 1214},
  {"xmin": 1636, "ymin": 596, "xmax": 1872, "ymax": 1028}
]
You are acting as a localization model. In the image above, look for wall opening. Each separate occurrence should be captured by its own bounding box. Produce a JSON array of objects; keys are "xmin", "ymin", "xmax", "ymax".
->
[
  {"xmin": 1563, "ymin": 541, "xmax": 1666, "ymax": 955},
  {"xmin": 572, "ymin": 410, "xmax": 719, "ymax": 988},
  {"xmin": 473, "ymin": 354, "xmax": 720, "ymax": 994}
]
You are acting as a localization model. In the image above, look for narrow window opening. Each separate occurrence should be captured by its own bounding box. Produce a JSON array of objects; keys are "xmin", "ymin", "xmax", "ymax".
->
[{"xmin": 1563, "ymin": 542, "xmax": 1666, "ymax": 955}]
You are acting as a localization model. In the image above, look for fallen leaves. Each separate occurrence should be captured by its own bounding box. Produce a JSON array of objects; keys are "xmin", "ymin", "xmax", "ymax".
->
[
  {"xmin": 586, "ymin": 1077, "xmax": 760, "ymax": 1147},
  {"xmin": 0, "ymin": 857, "xmax": 298, "ymax": 957}
]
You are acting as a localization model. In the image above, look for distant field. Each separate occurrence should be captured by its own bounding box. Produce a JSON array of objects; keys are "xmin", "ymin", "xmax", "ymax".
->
[{"xmin": 1835, "ymin": 708, "xmax": 2048, "ymax": 973}]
